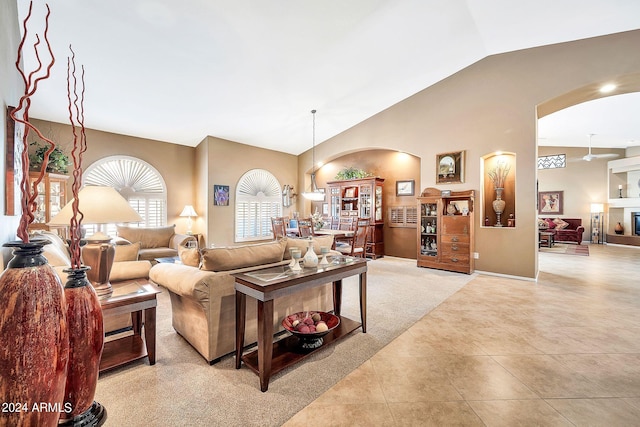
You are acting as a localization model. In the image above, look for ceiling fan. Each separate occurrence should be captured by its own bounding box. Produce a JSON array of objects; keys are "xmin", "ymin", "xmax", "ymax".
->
[{"xmin": 580, "ymin": 134, "xmax": 619, "ymax": 161}]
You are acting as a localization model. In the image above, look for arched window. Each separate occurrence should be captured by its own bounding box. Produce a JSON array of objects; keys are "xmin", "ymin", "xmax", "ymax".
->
[
  {"xmin": 83, "ymin": 156, "xmax": 167, "ymax": 235},
  {"xmin": 235, "ymin": 169, "xmax": 282, "ymax": 242}
]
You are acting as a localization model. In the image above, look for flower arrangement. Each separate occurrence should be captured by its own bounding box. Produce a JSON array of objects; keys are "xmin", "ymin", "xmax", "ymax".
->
[
  {"xmin": 311, "ymin": 209, "xmax": 324, "ymax": 230},
  {"xmin": 487, "ymin": 160, "xmax": 511, "ymax": 189}
]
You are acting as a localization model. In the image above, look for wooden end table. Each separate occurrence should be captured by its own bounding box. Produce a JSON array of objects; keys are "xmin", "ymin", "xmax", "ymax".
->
[
  {"xmin": 99, "ymin": 280, "xmax": 160, "ymax": 373},
  {"xmin": 233, "ymin": 255, "xmax": 367, "ymax": 392},
  {"xmin": 539, "ymin": 231, "xmax": 554, "ymax": 248}
]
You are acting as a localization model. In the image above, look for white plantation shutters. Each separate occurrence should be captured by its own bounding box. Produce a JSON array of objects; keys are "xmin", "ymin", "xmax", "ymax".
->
[
  {"xmin": 235, "ymin": 169, "xmax": 282, "ymax": 242},
  {"xmin": 83, "ymin": 156, "xmax": 167, "ymax": 235}
]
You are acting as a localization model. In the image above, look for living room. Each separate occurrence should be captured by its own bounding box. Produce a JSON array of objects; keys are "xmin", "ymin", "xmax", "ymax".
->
[{"xmin": 3, "ymin": 2, "xmax": 640, "ymax": 426}]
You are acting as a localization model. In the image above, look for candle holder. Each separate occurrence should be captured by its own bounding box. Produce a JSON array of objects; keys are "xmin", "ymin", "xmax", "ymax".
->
[{"xmin": 619, "ymin": 187, "xmax": 623, "ymax": 198}]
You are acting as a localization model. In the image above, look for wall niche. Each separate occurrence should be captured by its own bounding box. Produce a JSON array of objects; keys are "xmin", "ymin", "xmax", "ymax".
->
[{"xmin": 482, "ymin": 152, "xmax": 516, "ymax": 228}]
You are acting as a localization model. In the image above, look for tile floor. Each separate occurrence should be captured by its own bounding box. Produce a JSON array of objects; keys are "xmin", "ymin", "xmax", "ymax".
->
[{"xmin": 284, "ymin": 244, "xmax": 640, "ymax": 426}]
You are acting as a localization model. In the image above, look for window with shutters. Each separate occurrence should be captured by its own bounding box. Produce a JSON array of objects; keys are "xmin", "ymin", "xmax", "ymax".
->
[
  {"xmin": 388, "ymin": 205, "xmax": 418, "ymax": 228},
  {"xmin": 82, "ymin": 156, "xmax": 167, "ymax": 236},
  {"xmin": 235, "ymin": 169, "xmax": 282, "ymax": 242}
]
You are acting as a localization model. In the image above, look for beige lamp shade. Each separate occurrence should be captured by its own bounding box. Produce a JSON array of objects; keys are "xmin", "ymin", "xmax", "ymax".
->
[
  {"xmin": 179, "ymin": 205, "xmax": 198, "ymax": 218},
  {"xmin": 49, "ymin": 185, "xmax": 142, "ymax": 226}
]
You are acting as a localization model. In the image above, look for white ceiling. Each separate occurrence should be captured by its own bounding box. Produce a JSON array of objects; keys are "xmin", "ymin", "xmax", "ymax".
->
[{"xmin": 15, "ymin": 0, "xmax": 640, "ymax": 155}]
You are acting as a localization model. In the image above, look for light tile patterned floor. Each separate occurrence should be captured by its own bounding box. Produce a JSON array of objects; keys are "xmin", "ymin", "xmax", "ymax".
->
[{"xmin": 284, "ymin": 244, "xmax": 640, "ymax": 426}]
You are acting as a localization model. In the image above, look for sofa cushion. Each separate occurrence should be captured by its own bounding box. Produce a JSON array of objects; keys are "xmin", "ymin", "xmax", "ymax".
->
[
  {"xmin": 178, "ymin": 245, "xmax": 200, "ymax": 267},
  {"xmin": 117, "ymin": 225, "xmax": 176, "ymax": 249},
  {"xmin": 283, "ymin": 236, "xmax": 334, "ymax": 259},
  {"xmin": 553, "ymin": 218, "xmax": 569, "ymax": 230},
  {"xmin": 42, "ymin": 240, "xmax": 72, "ymax": 267},
  {"xmin": 544, "ymin": 218, "xmax": 557, "ymax": 229},
  {"xmin": 114, "ymin": 242, "xmax": 140, "ymax": 262},
  {"xmin": 200, "ymin": 240, "xmax": 286, "ymax": 272}
]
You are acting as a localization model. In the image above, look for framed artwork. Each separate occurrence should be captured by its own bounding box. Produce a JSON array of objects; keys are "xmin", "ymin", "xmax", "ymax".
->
[
  {"xmin": 5, "ymin": 106, "xmax": 23, "ymax": 216},
  {"xmin": 213, "ymin": 185, "xmax": 230, "ymax": 206},
  {"xmin": 436, "ymin": 151, "xmax": 465, "ymax": 184},
  {"xmin": 396, "ymin": 180, "xmax": 415, "ymax": 196},
  {"xmin": 538, "ymin": 191, "xmax": 563, "ymax": 215},
  {"xmin": 322, "ymin": 203, "xmax": 328, "ymax": 215},
  {"xmin": 344, "ymin": 187, "xmax": 356, "ymax": 198}
]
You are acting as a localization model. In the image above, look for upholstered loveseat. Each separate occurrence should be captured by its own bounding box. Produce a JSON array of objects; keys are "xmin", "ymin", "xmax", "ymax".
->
[
  {"xmin": 116, "ymin": 224, "xmax": 196, "ymax": 263},
  {"xmin": 149, "ymin": 236, "xmax": 336, "ymax": 364},
  {"xmin": 539, "ymin": 217, "xmax": 585, "ymax": 244}
]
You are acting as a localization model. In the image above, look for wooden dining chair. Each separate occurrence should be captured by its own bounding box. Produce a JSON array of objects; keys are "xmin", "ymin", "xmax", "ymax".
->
[
  {"xmin": 336, "ymin": 218, "xmax": 369, "ymax": 258},
  {"xmin": 338, "ymin": 217, "xmax": 354, "ymax": 231},
  {"xmin": 330, "ymin": 216, "xmax": 340, "ymax": 230},
  {"xmin": 297, "ymin": 218, "xmax": 314, "ymax": 237},
  {"xmin": 271, "ymin": 217, "xmax": 287, "ymax": 240}
]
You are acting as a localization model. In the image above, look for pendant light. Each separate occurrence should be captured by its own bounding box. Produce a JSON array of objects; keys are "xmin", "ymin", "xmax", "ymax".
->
[{"xmin": 302, "ymin": 109, "xmax": 325, "ymax": 201}]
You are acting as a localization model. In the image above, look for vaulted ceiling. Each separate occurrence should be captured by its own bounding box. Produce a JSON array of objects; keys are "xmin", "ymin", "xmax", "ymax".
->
[{"xmin": 16, "ymin": 1, "xmax": 640, "ymax": 154}]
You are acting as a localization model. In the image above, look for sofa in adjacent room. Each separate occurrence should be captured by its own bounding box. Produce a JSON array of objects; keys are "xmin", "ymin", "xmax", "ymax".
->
[
  {"xmin": 116, "ymin": 224, "xmax": 196, "ymax": 262},
  {"xmin": 539, "ymin": 217, "xmax": 585, "ymax": 244},
  {"xmin": 149, "ymin": 236, "xmax": 337, "ymax": 364}
]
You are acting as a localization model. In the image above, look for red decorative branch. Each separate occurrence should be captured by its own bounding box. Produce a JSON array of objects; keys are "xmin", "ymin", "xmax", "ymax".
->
[
  {"xmin": 67, "ymin": 46, "xmax": 87, "ymax": 268},
  {"xmin": 9, "ymin": 2, "xmax": 56, "ymax": 242}
]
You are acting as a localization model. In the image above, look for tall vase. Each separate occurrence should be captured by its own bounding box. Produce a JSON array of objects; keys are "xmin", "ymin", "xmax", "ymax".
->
[
  {"xmin": 0, "ymin": 240, "xmax": 69, "ymax": 427},
  {"xmin": 492, "ymin": 187, "xmax": 506, "ymax": 227},
  {"xmin": 59, "ymin": 266, "xmax": 106, "ymax": 426}
]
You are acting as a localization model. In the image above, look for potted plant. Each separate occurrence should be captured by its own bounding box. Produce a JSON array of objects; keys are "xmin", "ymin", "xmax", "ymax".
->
[
  {"xmin": 334, "ymin": 166, "xmax": 372, "ymax": 180},
  {"xmin": 29, "ymin": 141, "xmax": 70, "ymax": 174}
]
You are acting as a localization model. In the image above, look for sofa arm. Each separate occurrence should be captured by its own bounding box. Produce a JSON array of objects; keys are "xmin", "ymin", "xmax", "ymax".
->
[
  {"xmin": 170, "ymin": 233, "xmax": 197, "ymax": 250},
  {"xmin": 110, "ymin": 260, "xmax": 152, "ymax": 282}
]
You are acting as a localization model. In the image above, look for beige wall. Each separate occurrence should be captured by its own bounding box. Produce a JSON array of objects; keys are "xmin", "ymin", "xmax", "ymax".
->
[
  {"xmin": 311, "ymin": 149, "xmax": 420, "ymax": 258},
  {"xmin": 29, "ymin": 119, "xmax": 196, "ymax": 234},
  {"xmin": 299, "ymin": 30, "xmax": 640, "ymax": 279},
  {"xmin": 1, "ymin": 0, "xmax": 21, "ymax": 252},
  {"xmin": 200, "ymin": 136, "xmax": 298, "ymax": 247},
  {"xmin": 538, "ymin": 146, "xmax": 626, "ymax": 240}
]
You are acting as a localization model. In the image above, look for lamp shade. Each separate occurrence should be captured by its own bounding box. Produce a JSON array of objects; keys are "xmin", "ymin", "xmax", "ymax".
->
[
  {"xmin": 49, "ymin": 186, "xmax": 142, "ymax": 225},
  {"xmin": 590, "ymin": 203, "xmax": 604, "ymax": 213},
  {"xmin": 179, "ymin": 205, "xmax": 198, "ymax": 217}
]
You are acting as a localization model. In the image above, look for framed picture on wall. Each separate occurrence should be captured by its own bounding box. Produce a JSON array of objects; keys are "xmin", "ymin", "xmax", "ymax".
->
[
  {"xmin": 538, "ymin": 191, "xmax": 563, "ymax": 215},
  {"xmin": 396, "ymin": 180, "xmax": 415, "ymax": 196},
  {"xmin": 213, "ymin": 185, "xmax": 230, "ymax": 206},
  {"xmin": 436, "ymin": 151, "xmax": 465, "ymax": 184}
]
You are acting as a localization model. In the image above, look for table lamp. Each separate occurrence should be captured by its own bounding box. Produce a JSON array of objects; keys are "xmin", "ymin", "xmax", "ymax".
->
[
  {"xmin": 49, "ymin": 186, "xmax": 142, "ymax": 299},
  {"xmin": 180, "ymin": 205, "xmax": 198, "ymax": 235}
]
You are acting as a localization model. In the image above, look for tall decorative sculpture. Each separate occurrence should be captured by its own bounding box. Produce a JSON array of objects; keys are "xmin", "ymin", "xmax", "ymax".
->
[
  {"xmin": 58, "ymin": 47, "xmax": 106, "ymax": 426},
  {"xmin": 0, "ymin": 4, "xmax": 69, "ymax": 426}
]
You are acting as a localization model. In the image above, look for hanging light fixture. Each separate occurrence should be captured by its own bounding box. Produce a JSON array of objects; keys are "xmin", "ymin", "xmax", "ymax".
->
[{"xmin": 301, "ymin": 109, "xmax": 325, "ymax": 201}]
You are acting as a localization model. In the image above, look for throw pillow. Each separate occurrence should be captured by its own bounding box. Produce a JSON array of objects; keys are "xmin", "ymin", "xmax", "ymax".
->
[
  {"xmin": 544, "ymin": 218, "xmax": 557, "ymax": 229},
  {"xmin": 283, "ymin": 235, "xmax": 335, "ymax": 260},
  {"xmin": 114, "ymin": 242, "xmax": 140, "ymax": 262},
  {"xmin": 200, "ymin": 239, "xmax": 286, "ymax": 272},
  {"xmin": 553, "ymin": 218, "xmax": 569, "ymax": 230},
  {"xmin": 178, "ymin": 245, "xmax": 200, "ymax": 267}
]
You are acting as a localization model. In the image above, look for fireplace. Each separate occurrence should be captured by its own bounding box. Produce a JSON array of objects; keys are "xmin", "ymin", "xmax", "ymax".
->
[{"xmin": 633, "ymin": 212, "xmax": 640, "ymax": 236}]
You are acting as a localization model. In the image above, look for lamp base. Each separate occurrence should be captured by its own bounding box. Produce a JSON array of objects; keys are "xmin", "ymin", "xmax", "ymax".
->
[{"xmin": 81, "ymin": 239, "xmax": 115, "ymax": 301}]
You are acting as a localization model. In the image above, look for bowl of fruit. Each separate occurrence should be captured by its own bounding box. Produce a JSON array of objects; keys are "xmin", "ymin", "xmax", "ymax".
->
[{"xmin": 282, "ymin": 311, "xmax": 340, "ymax": 349}]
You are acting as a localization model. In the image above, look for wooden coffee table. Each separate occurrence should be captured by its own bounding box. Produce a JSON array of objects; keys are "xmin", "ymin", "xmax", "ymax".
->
[
  {"xmin": 99, "ymin": 280, "xmax": 161, "ymax": 373},
  {"xmin": 539, "ymin": 231, "xmax": 555, "ymax": 248},
  {"xmin": 233, "ymin": 255, "xmax": 367, "ymax": 392}
]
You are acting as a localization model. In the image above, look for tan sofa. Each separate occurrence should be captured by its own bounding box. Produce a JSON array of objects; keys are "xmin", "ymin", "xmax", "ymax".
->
[
  {"xmin": 33, "ymin": 230, "xmax": 152, "ymax": 333},
  {"xmin": 149, "ymin": 236, "xmax": 336, "ymax": 364},
  {"xmin": 116, "ymin": 224, "xmax": 196, "ymax": 263}
]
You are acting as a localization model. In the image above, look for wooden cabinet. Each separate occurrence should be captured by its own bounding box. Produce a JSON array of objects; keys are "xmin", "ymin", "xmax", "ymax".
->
[
  {"xmin": 28, "ymin": 172, "xmax": 69, "ymax": 237},
  {"xmin": 327, "ymin": 177, "xmax": 385, "ymax": 258},
  {"xmin": 417, "ymin": 188, "xmax": 474, "ymax": 274}
]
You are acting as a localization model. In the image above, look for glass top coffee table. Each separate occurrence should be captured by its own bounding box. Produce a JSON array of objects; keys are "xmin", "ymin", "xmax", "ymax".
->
[{"xmin": 233, "ymin": 255, "xmax": 368, "ymax": 392}]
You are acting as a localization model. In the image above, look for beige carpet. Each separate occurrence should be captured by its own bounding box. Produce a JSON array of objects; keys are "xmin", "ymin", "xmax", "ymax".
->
[{"xmin": 94, "ymin": 257, "xmax": 474, "ymax": 426}]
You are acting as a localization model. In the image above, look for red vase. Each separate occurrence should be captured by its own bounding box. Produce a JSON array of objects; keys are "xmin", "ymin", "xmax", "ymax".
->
[
  {"xmin": 59, "ymin": 266, "xmax": 106, "ymax": 425},
  {"xmin": 0, "ymin": 240, "xmax": 69, "ymax": 427}
]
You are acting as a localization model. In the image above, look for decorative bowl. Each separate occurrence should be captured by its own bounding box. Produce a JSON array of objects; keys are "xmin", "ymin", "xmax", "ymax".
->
[{"xmin": 282, "ymin": 311, "xmax": 340, "ymax": 349}]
